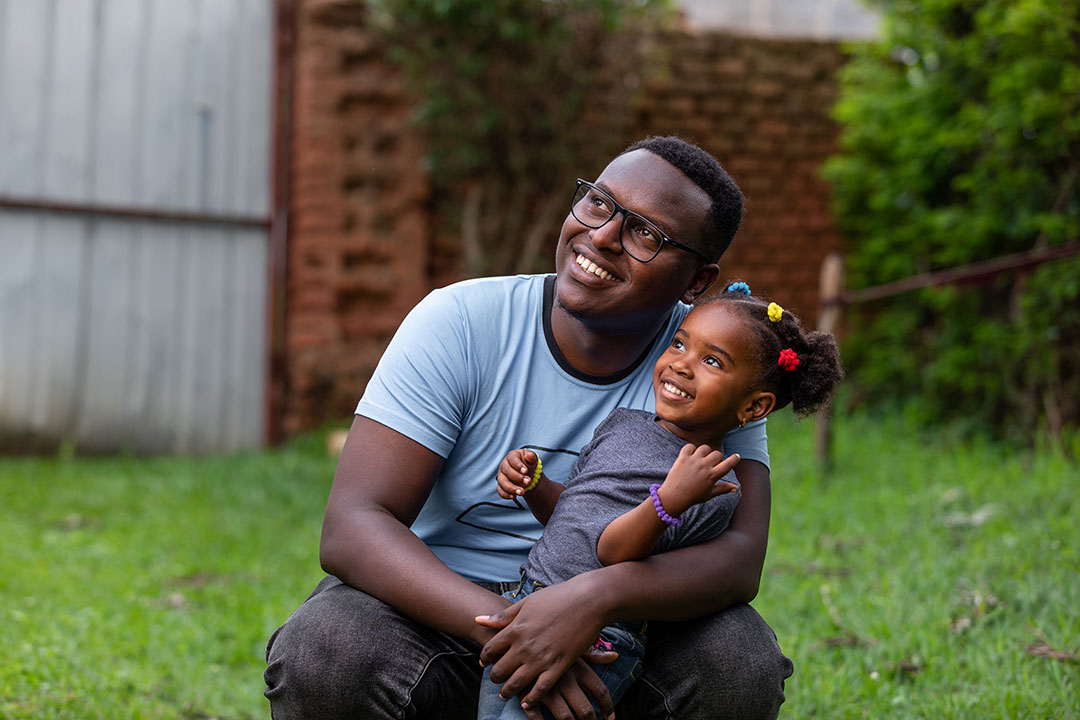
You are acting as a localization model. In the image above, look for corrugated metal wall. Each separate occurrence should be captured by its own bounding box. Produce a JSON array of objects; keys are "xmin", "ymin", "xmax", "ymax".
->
[{"xmin": 0, "ymin": 0, "xmax": 273, "ymax": 454}]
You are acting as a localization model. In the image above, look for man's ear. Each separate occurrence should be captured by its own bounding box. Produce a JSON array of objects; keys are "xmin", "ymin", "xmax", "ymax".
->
[
  {"xmin": 681, "ymin": 263, "xmax": 720, "ymax": 304},
  {"xmin": 742, "ymin": 391, "xmax": 776, "ymax": 423}
]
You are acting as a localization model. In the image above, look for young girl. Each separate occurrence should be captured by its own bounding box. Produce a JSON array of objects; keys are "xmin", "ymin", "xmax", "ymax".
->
[{"xmin": 477, "ymin": 284, "xmax": 845, "ymax": 719}]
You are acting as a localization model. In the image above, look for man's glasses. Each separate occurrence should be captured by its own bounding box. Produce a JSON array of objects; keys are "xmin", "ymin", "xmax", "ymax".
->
[{"xmin": 570, "ymin": 179, "xmax": 712, "ymax": 264}]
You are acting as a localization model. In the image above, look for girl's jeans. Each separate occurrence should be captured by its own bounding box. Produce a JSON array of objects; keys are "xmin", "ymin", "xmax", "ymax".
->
[{"xmin": 476, "ymin": 576, "xmax": 647, "ymax": 719}]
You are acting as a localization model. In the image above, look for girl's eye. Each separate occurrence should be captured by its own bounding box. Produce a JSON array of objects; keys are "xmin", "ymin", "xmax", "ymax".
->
[
  {"xmin": 671, "ymin": 339, "xmax": 684, "ymax": 350},
  {"xmin": 704, "ymin": 356, "xmax": 721, "ymax": 368}
]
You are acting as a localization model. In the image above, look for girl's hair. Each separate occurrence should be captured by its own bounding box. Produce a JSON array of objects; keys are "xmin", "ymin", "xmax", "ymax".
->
[{"xmin": 696, "ymin": 284, "xmax": 844, "ymax": 417}]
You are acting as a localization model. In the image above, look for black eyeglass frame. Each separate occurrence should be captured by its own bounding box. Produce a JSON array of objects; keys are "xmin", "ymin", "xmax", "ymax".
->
[{"xmin": 571, "ymin": 178, "xmax": 713, "ymax": 264}]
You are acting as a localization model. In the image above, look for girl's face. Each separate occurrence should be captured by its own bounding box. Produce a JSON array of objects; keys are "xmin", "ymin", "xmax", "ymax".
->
[{"xmin": 652, "ymin": 303, "xmax": 772, "ymax": 447}]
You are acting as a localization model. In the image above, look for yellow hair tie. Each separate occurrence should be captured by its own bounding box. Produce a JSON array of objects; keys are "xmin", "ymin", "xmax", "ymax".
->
[
  {"xmin": 767, "ymin": 302, "xmax": 784, "ymax": 323},
  {"xmin": 523, "ymin": 457, "xmax": 542, "ymax": 493}
]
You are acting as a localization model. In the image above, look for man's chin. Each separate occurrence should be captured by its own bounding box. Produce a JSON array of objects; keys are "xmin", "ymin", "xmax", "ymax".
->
[
  {"xmin": 553, "ymin": 272, "xmax": 610, "ymax": 321},
  {"xmin": 555, "ymin": 293, "xmax": 589, "ymax": 321}
]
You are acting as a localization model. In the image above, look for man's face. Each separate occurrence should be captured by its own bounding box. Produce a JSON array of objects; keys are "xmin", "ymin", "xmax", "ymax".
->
[{"xmin": 553, "ymin": 150, "xmax": 713, "ymax": 333}]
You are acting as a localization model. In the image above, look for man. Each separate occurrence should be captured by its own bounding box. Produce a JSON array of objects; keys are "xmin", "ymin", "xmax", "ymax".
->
[{"xmin": 265, "ymin": 136, "xmax": 793, "ymax": 719}]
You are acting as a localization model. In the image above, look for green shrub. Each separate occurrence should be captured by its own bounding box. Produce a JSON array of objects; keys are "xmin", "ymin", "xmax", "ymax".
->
[{"xmin": 824, "ymin": 0, "xmax": 1080, "ymax": 437}]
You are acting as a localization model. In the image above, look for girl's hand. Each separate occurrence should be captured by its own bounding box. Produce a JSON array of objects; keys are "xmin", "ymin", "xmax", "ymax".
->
[
  {"xmin": 497, "ymin": 448, "xmax": 540, "ymax": 499},
  {"xmin": 659, "ymin": 444, "xmax": 740, "ymax": 517}
]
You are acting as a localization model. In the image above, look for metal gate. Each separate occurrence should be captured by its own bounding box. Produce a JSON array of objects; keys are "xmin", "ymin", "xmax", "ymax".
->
[{"xmin": 0, "ymin": 0, "xmax": 274, "ymax": 454}]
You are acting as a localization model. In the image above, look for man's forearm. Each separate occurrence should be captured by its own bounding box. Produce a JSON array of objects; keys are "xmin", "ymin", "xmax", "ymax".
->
[
  {"xmin": 321, "ymin": 416, "xmax": 512, "ymax": 644},
  {"xmin": 590, "ymin": 459, "xmax": 771, "ymax": 623},
  {"xmin": 587, "ymin": 528, "xmax": 762, "ymax": 625},
  {"xmin": 321, "ymin": 505, "xmax": 510, "ymax": 643}
]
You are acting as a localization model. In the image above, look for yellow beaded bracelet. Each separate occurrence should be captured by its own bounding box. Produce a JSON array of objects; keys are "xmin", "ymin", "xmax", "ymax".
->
[{"xmin": 523, "ymin": 457, "xmax": 542, "ymax": 493}]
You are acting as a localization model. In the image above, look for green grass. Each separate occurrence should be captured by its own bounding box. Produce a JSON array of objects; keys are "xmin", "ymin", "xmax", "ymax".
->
[
  {"xmin": 757, "ymin": 413, "xmax": 1080, "ymax": 719},
  {"xmin": 0, "ymin": 433, "xmax": 336, "ymax": 719},
  {"xmin": 1, "ymin": 415, "xmax": 1077, "ymax": 718}
]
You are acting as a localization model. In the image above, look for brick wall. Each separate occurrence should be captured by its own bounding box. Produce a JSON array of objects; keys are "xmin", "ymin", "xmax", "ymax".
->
[
  {"xmin": 282, "ymin": 1, "xmax": 848, "ymax": 434},
  {"xmin": 628, "ymin": 31, "xmax": 847, "ymax": 321},
  {"xmin": 283, "ymin": 0, "xmax": 431, "ymax": 435}
]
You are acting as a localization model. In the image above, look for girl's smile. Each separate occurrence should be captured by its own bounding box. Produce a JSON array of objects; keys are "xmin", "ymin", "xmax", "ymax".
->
[{"xmin": 652, "ymin": 303, "xmax": 773, "ymax": 447}]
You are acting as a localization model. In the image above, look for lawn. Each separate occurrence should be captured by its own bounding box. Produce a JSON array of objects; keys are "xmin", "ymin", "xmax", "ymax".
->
[{"xmin": 1, "ymin": 413, "xmax": 1077, "ymax": 718}]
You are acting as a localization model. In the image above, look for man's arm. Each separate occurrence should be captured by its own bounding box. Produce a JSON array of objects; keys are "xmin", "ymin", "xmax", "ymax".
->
[
  {"xmin": 319, "ymin": 415, "xmax": 511, "ymax": 644},
  {"xmin": 480, "ymin": 459, "xmax": 771, "ymax": 704},
  {"xmin": 598, "ymin": 457, "xmax": 770, "ymax": 614},
  {"xmin": 323, "ymin": 415, "xmax": 617, "ymax": 719}
]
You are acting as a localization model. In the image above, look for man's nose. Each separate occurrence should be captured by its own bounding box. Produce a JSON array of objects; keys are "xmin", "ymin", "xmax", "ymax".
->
[{"xmin": 589, "ymin": 213, "xmax": 625, "ymax": 254}]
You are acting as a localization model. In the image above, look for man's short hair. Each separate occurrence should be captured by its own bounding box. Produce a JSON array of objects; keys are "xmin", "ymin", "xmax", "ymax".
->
[{"xmin": 621, "ymin": 136, "xmax": 745, "ymax": 262}]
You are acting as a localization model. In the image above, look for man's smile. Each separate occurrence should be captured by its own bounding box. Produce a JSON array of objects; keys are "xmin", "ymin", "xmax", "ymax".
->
[{"xmin": 574, "ymin": 253, "xmax": 621, "ymax": 282}]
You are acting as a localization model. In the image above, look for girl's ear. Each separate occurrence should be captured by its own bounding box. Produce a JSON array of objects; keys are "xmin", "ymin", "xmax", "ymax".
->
[{"xmin": 741, "ymin": 391, "xmax": 776, "ymax": 423}]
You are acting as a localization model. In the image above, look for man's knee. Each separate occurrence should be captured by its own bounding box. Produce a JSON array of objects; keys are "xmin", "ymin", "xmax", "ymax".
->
[
  {"xmin": 264, "ymin": 577, "xmax": 484, "ymax": 720},
  {"xmin": 703, "ymin": 603, "xmax": 793, "ymax": 687},
  {"xmin": 624, "ymin": 604, "xmax": 793, "ymax": 720},
  {"xmin": 264, "ymin": 578, "xmax": 401, "ymax": 718}
]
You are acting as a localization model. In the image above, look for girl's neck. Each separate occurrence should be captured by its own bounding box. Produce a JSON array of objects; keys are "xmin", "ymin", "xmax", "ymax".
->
[{"xmin": 654, "ymin": 417, "xmax": 730, "ymax": 452}]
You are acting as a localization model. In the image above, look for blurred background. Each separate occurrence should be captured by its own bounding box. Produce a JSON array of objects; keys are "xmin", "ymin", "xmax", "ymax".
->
[
  {"xmin": 0, "ymin": 0, "xmax": 1077, "ymax": 452},
  {"xmin": 0, "ymin": 0, "xmax": 881, "ymax": 456},
  {"xmin": 3, "ymin": 3, "xmax": 1078, "ymax": 718}
]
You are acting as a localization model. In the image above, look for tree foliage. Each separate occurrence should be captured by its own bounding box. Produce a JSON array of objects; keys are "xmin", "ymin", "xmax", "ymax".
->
[
  {"xmin": 368, "ymin": 0, "xmax": 674, "ymax": 276},
  {"xmin": 824, "ymin": 0, "xmax": 1080, "ymax": 436}
]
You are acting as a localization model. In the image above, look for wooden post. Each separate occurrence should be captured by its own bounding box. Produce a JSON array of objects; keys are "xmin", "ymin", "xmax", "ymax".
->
[{"xmin": 816, "ymin": 253, "xmax": 845, "ymax": 468}]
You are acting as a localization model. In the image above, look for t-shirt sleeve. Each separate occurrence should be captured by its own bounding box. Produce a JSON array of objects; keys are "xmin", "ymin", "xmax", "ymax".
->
[
  {"xmin": 355, "ymin": 288, "xmax": 471, "ymax": 458},
  {"xmin": 722, "ymin": 418, "xmax": 769, "ymax": 469}
]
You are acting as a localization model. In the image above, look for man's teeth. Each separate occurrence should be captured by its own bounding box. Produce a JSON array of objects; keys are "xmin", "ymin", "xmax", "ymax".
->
[
  {"xmin": 664, "ymin": 382, "xmax": 691, "ymax": 398},
  {"xmin": 576, "ymin": 254, "xmax": 615, "ymax": 281}
]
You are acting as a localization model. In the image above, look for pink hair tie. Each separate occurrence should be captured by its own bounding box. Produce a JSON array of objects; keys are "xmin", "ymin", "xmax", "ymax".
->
[{"xmin": 778, "ymin": 348, "xmax": 800, "ymax": 371}]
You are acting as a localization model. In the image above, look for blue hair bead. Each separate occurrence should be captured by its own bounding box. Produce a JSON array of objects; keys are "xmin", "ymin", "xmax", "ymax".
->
[{"xmin": 726, "ymin": 281, "xmax": 751, "ymax": 295}]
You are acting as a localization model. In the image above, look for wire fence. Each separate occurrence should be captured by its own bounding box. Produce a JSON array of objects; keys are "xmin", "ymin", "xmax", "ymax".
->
[{"xmin": 814, "ymin": 240, "xmax": 1080, "ymax": 464}]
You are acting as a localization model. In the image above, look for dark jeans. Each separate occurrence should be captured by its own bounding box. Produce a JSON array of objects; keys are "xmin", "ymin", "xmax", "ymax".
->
[{"xmin": 264, "ymin": 575, "xmax": 793, "ymax": 720}]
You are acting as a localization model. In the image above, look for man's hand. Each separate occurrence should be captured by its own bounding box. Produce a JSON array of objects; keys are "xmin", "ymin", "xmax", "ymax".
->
[
  {"xmin": 658, "ymin": 444, "xmax": 739, "ymax": 517},
  {"xmin": 475, "ymin": 579, "xmax": 615, "ymax": 713},
  {"xmin": 524, "ymin": 660, "xmax": 617, "ymax": 720},
  {"xmin": 497, "ymin": 449, "xmax": 540, "ymax": 499}
]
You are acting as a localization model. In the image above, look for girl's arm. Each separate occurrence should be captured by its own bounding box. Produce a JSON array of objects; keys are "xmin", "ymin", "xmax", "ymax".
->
[
  {"xmin": 496, "ymin": 449, "xmax": 565, "ymax": 525},
  {"xmin": 596, "ymin": 443, "xmax": 739, "ymax": 565},
  {"xmin": 478, "ymin": 458, "xmax": 772, "ymax": 710}
]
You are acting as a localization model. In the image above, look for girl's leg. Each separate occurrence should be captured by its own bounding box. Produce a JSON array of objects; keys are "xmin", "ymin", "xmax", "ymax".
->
[
  {"xmin": 477, "ymin": 665, "xmax": 532, "ymax": 720},
  {"xmin": 588, "ymin": 624, "xmax": 647, "ymax": 706}
]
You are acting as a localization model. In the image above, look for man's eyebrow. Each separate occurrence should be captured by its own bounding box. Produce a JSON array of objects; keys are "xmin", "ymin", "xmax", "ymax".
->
[{"xmin": 596, "ymin": 181, "xmax": 674, "ymax": 236}]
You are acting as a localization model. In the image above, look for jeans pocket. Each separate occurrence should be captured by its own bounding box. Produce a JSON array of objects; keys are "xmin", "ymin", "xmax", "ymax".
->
[{"xmin": 590, "ymin": 627, "xmax": 646, "ymax": 704}]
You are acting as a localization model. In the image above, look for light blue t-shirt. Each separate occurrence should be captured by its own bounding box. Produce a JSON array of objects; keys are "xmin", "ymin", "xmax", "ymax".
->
[{"xmin": 357, "ymin": 274, "xmax": 769, "ymax": 582}]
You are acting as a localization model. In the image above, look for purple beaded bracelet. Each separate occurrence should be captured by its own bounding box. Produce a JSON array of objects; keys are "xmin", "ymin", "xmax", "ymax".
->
[{"xmin": 649, "ymin": 484, "xmax": 682, "ymax": 528}]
